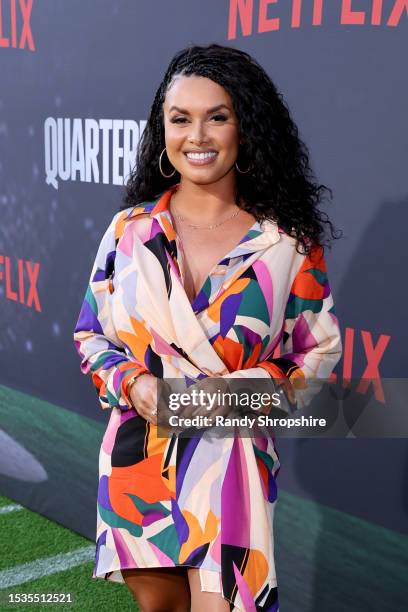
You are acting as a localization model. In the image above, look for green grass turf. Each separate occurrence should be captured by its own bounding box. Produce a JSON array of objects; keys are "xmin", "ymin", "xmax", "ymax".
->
[
  {"xmin": 0, "ymin": 561, "xmax": 137, "ymax": 611},
  {"xmin": 0, "ymin": 495, "xmax": 19, "ymax": 507},
  {"xmin": 0, "ymin": 495, "xmax": 138, "ymax": 611},
  {"xmin": 0, "ymin": 507, "xmax": 86, "ymax": 572},
  {"xmin": 0, "ymin": 384, "xmax": 105, "ymax": 528}
]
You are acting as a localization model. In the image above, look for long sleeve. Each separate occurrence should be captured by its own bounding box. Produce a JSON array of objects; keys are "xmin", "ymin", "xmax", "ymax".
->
[
  {"xmin": 257, "ymin": 244, "xmax": 342, "ymax": 410},
  {"xmin": 73, "ymin": 212, "xmax": 148, "ymax": 411}
]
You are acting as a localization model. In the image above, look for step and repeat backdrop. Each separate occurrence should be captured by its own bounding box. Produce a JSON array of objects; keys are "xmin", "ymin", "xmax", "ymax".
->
[{"xmin": 0, "ymin": 0, "xmax": 407, "ymax": 601}]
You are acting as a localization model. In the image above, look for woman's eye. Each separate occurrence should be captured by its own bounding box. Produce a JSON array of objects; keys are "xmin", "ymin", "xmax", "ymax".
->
[{"xmin": 170, "ymin": 114, "xmax": 227, "ymax": 124}]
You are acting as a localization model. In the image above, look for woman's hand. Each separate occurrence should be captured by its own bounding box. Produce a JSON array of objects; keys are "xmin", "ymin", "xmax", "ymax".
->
[
  {"xmin": 129, "ymin": 373, "xmax": 165, "ymax": 425},
  {"xmin": 179, "ymin": 377, "xmax": 233, "ymax": 421}
]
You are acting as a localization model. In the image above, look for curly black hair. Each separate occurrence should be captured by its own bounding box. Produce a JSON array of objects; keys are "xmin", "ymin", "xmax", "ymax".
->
[{"xmin": 121, "ymin": 43, "xmax": 341, "ymax": 254}]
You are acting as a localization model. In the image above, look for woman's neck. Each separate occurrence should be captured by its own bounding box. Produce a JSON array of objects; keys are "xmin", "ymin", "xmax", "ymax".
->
[{"xmin": 170, "ymin": 179, "xmax": 240, "ymax": 224}]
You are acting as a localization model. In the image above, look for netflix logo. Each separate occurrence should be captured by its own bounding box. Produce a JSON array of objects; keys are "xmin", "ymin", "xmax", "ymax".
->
[
  {"xmin": 331, "ymin": 327, "xmax": 390, "ymax": 403},
  {"xmin": 273, "ymin": 326, "xmax": 391, "ymax": 404},
  {"xmin": 228, "ymin": 0, "xmax": 408, "ymax": 39},
  {"xmin": 0, "ymin": 0, "xmax": 35, "ymax": 51},
  {"xmin": 0, "ymin": 255, "xmax": 41, "ymax": 311}
]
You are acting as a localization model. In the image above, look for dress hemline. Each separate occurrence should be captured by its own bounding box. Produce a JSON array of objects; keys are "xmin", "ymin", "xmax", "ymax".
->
[{"xmin": 92, "ymin": 563, "xmax": 250, "ymax": 611}]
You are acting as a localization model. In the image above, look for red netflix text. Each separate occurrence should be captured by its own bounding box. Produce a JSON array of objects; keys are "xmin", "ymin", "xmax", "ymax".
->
[
  {"xmin": 273, "ymin": 326, "xmax": 391, "ymax": 404},
  {"xmin": 0, "ymin": 255, "xmax": 41, "ymax": 311},
  {"xmin": 0, "ymin": 0, "xmax": 35, "ymax": 51},
  {"xmin": 331, "ymin": 327, "xmax": 391, "ymax": 404},
  {"xmin": 228, "ymin": 0, "xmax": 408, "ymax": 39}
]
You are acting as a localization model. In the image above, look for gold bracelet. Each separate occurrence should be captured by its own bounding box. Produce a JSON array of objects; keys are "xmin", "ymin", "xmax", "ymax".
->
[{"xmin": 126, "ymin": 375, "xmax": 139, "ymax": 399}]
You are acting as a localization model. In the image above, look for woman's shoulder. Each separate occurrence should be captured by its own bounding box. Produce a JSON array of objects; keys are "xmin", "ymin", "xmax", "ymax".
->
[
  {"xmin": 261, "ymin": 218, "xmax": 325, "ymax": 266},
  {"xmin": 113, "ymin": 201, "xmax": 155, "ymax": 223},
  {"xmin": 107, "ymin": 198, "xmax": 159, "ymax": 244},
  {"xmin": 260, "ymin": 218, "xmax": 299, "ymax": 250}
]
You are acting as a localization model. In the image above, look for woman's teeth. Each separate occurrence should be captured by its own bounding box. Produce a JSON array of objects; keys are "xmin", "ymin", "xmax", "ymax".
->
[{"xmin": 185, "ymin": 152, "xmax": 217, "ymax": 160}]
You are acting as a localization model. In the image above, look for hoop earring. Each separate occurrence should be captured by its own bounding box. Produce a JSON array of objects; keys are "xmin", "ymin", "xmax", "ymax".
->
[
  {"xmin": 159, "ymin": 147, "xmax": 176, "ymax": 178},
  {"xmin": 235, "ymin": 145, "xmax": 252, "ymax": 174},
  {"xmin": 235, "ymin": 160, "xmax": 252, "ymax": 174}
]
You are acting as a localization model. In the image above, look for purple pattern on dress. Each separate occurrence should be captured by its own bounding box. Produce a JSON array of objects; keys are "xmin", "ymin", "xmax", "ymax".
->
[
  {"xmin": 240, "ymin": 325, "xmax": 262, "ymax": 347},
  {"xmin": 220, "ymin": 293, "xmax": 242, "ymax": 338},
  {"xmin": 98, "ymin": 476, "xmax": 113, "ymax": 511},
  {"xmin": 221, "ymin": 437, "xmax": 250, "ymax": 548},
  {"xmin": 183, "ymin": 543, "xmax": 208, "ymax": 566},
  {"xmin": 119, "ymin": 408, "xmax": 140, "ymax": 425},
  {"xmin": 74, "ymin": 300, "xmax": 103, "ymax": 335},
  {"xmin": 176, "ymin": 437, "xmax": 201, "ymax": 494},
  {"xmin": 192, "ymin": 289, "xmax": 209, "ymax": 313},
  {"xmin": 323, "ymin": 279, "xmax": 331, "ymax": 299},
  {"xmin": 292, "ymin": 313, "xmax": 317, "ymax": 353},
  {"xmin": 267, "ymin": 599, "xmax": 280, "ymax": 612},
  {"xmin": 268, "ymin": 473, "xmax": 278, "ymax": 503},
  {"xmin": 233, "ymin": 561, "xmax": 257, "ymax": 611},
  {"xmin": 103, "ymin": 354, "xmax": 127, "ymax": 371},
  {"xmin": 112, "ymin": 527, "xmax": 135, "ymax": 567},
  {"xmin": 171, "ymin": 498, "xmax": 189, "ymax": 546},
  {"xmin": 142, "ymin": 511, "xmax": 166, "ymax": 526},
  {"xmin": 92, "ymin": 269, "xmax": 106, "ymax": 282},
  {"xmin": 94, "ymin": 530, "xmax": 107, "ymax": 574}
]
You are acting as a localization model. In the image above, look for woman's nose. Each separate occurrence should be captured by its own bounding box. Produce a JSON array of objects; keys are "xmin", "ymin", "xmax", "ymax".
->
[{"xmin": 188, "ymin": 121, "xmax": 208, "ymax": 145}]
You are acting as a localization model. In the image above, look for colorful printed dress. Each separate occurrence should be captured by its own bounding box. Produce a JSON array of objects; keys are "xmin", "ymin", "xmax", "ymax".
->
[{"xmin": 73, "ymin": 183, "xmax": 342, "ymax": 611}]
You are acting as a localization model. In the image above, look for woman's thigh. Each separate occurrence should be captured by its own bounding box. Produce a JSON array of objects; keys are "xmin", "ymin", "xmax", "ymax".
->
[
  {"xmin": 122, "ymin": 567, "xmax": 191, "ymax": 612},
  {"xmin": 187, "ymin": 568, "xmax": 230, "ymax": 612}
]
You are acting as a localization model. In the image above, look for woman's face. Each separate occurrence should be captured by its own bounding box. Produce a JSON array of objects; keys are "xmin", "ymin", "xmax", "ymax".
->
[{"xmin": 162, "ymin": 75, "xmax": 241, "ymax": 185}]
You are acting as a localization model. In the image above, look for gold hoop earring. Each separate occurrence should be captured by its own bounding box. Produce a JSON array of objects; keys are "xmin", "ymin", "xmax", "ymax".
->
[
  {"xmin": 235, "ymin": 160, "xmax": 252, "ymax": 174},
  {"xmin": 159, "ymin": 147, "xmax": 176, "ymax": 178}
]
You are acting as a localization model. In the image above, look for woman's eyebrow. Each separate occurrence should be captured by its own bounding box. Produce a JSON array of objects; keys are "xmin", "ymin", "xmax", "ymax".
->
[{"xmin": 168, "ymin": 104, "xmax": 230, "ymax": 113}]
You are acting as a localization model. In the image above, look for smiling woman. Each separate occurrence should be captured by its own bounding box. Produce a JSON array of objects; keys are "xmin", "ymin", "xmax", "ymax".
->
[
  {"xmin": 164, "ymin": 80, "xmax": 241, "ymax": 183},
  {"xmin": 73, "ymin": 43, "xmax": 342, "ymax": 612},
  {"xmin": 158, "ymin": 75, "xmax": 270, "ymax": 305}
]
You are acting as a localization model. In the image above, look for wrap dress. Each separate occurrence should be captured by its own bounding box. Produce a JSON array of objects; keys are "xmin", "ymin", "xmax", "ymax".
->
[{"xmin": 73, "ymin": 183, "xmax": 342, "ymax": 611}]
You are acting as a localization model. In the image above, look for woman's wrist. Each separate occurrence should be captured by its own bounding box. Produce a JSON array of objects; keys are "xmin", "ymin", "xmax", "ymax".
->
[{"xmin": 125, "ymin": 373, "xmax": 147, "ymax": 404}]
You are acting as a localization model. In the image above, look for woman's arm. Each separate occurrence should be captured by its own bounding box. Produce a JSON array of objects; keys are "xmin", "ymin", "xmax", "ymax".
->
[
  {"xmin": 256, "ymin": 244, "xmax": 342, "ymax": 410},
  {"xmin": 220, "ymin": 244, "xmax": 342, "ymax": 413},
  {"xmin": 73, "ymin": 212, "xmax": 148, "ymax": 411}
]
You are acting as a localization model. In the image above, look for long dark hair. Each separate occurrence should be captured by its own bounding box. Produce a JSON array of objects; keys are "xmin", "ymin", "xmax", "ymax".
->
[{"xmin": 121, "ymin": 43, "xmax": 340, "ymax": 254}]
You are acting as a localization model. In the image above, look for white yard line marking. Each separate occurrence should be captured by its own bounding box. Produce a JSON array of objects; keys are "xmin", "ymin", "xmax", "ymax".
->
[
  {"xmin": 0, "ymin": 504, "xmax": 23, "ymax": 514},
  {"xmin": 0, "ymin": 546, "xmax": 95, "ymax": 589}
]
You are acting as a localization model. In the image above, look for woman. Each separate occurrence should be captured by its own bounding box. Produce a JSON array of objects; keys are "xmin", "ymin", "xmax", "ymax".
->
[{"xmin": 73, "ymin": 44, "xmax": 342, "ymax": 612}]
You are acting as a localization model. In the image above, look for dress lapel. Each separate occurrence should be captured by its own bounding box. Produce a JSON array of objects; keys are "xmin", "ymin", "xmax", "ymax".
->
[{"xmin": 189, "ymin": 220, "xmax": 281, "ymax": 313}]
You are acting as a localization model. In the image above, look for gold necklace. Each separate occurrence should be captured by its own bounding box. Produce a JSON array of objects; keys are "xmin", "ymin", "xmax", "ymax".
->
[{"xmin": 171, "ymin": 203, "xmax": 241, "ymax": 230}]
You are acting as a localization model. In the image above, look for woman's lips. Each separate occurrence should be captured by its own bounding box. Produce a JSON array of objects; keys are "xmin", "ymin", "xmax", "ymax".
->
[{"xmin": 184, "ymin": 152, "xmax": 218, "ymax": 166}]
